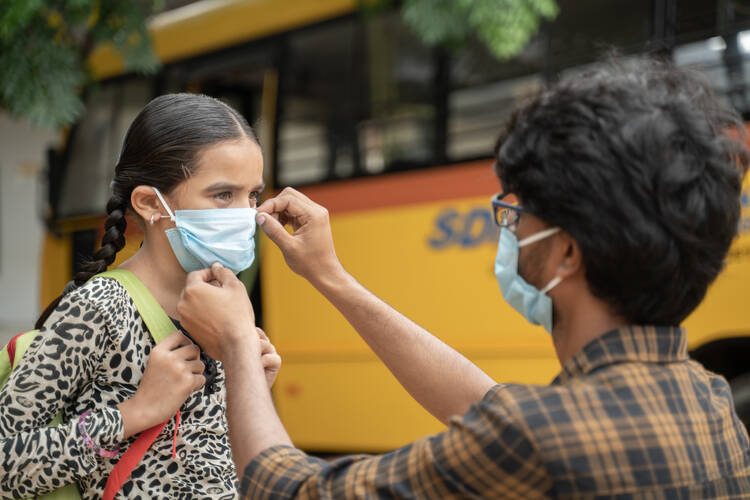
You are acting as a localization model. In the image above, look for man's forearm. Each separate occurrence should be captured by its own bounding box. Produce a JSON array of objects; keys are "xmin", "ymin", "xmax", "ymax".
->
[
  {"xmin": 223, "ymin": 336, "xmax": 292, "ymax": 473},
  {"xmin": 310, "ymin": 267, "xmax": 496, "ymax": 424}
]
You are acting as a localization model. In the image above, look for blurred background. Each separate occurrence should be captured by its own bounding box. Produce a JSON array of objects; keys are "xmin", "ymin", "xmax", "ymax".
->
[{"xmin": 1, "ymin": 0, "xmax": 749, "ymax": 452}]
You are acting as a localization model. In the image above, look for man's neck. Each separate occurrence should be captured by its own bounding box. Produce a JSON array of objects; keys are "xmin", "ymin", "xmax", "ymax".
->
[{"xmin": 551, "ymin": 295, "xmax": 627, "ymax": 367}]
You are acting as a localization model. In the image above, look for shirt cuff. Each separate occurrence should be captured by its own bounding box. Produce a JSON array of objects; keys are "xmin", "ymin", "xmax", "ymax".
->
[
  {"xmin": 241, "ymin": 445, "xmax": 328, "ymax": 499},
  {"xmin": 77, "ymin": 406, "xmax": 125, "ymax": 451}
]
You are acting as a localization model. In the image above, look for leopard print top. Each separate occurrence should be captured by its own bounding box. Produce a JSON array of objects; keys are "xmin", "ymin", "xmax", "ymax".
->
[{"xmin": 0, "ymin": 277, "xmax": 238, "ymax": 499}]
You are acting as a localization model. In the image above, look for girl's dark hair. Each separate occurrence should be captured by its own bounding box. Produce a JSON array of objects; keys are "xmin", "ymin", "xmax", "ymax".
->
[
  {"xmin": 495, "ymin": 57, "xmax": 749, "ymax": 326},
  {"xmin": 36, "ymin": 93, "xmax": 258, "ymax": 328}
]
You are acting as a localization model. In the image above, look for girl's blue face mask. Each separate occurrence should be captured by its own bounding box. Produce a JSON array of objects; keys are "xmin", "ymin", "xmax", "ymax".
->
[
  {"xmin": 152, "ymin": 187, "xmax": 257, "ymax": 274},
  {"xmin": 494, "ymin": 226, "xmax": 562, "ymax": 334}
]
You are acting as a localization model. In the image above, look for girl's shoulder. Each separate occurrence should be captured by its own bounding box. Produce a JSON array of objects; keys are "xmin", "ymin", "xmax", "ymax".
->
[
  {"xmin": 70, "ymin": 275, "xmax": 134, "ymax": 311},
  {"xmin": 61, "ymin": 275, "xmax": 139, "ymax": 334}
]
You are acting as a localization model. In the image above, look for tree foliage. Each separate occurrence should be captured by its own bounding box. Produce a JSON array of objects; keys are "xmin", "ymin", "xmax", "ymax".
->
[
  {"xmin": 401, "ymin": 0, "xmax": 558, "ymax": 59},
  {"xmin": 0, "ymin": 0, "xmax": 557, "ymax": 129},
  {"xmin": 0, "ymin": 0, "xmax": 162, "ymax": 128}
]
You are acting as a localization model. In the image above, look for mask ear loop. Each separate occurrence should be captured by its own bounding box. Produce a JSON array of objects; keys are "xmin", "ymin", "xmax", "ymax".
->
[
  {"xmin": 541, "ymin": 276, "xmax": 563, "ymax": 294},
  {"xmin": 518, "ymin": 227, "xmax": 560, "ymax": 248},
  {"xmin": 151, "ymin": 187, "xmax": 176, "ymax": 222},
  {"xmin": 518, "ymin": 227, "xmax": 564, "ymax": 294}
]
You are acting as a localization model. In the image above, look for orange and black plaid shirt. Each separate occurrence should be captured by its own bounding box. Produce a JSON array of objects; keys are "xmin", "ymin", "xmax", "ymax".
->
[{"xmin": 241, "ymin": 326, "xmax": 750, "ymax": 498}]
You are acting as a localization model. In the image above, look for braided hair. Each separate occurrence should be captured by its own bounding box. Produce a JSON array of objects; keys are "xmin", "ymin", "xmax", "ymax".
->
[{"xmin": 36, "ymin": 93, "xmax": 258, "ymax": 329}]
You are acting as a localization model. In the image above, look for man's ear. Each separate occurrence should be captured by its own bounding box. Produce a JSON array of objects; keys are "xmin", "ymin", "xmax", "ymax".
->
[
  {"xmin": 556, "ymin": 232, "xmax": 583, "ymax": 279},
  {"xmin": 131, "ymin": 185, "xmax": 166, "ymax": 224}
]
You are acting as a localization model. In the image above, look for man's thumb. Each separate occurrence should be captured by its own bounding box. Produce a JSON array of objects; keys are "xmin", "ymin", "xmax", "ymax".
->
[
  {"xmin": 210, "ymin": 262, "xmax": 238, "ymax": 285},
  {"xmin": 256, "ymin": 213, "xmax": 293, "ymax": 248}
]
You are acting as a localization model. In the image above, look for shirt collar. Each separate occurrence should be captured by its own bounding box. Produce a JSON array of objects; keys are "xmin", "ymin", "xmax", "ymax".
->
[{"xmin": 553, "ymin": 325, "xmax": 688, "ymax": 385}]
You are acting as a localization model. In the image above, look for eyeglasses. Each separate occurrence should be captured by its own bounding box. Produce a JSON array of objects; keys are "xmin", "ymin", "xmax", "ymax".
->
[{"xmin": 490, "ymin": 192, "xmax": 528, "ymax": 227}]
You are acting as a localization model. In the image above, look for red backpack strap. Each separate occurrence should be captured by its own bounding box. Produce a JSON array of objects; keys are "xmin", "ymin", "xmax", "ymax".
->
[
  {"xmin": 103, "ymin": 416, "xmax": 171, "ymax": 500},
  {"xmin": 7, "ymin": 331, "xmax": 27, "ymax": 369}
]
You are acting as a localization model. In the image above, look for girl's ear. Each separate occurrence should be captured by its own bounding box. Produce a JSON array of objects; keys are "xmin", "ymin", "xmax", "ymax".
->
[{"xmin": 131, "ymin": 186, "xmax": 166, "ymax": 224}]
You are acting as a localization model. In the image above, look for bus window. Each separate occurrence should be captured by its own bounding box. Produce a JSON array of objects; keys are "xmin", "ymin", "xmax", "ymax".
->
[
  {"xmin": 57, "ymin": 79, "xmax": 152, "ymax": 218},
  {"xmin": 447, "ymin": 75, "xmax": 543, "ymax": 160},
  {"xmin": 675, "ymin": 0, "xmax": 718, "ymax": 42},
  {"xmin": 448, "ymin": 35, "xmax": 545, "ymax": 161},
  {"xmin": 547, "ymin": 0, "xmax": 652, "ymax": 70},
  {"xmin": 358, "ymin": 11, "xmax": 437, "ymax": 174},
  {"xmin": 278, "ymin": 19, "xmax": 360, "ymax": 186},
  {"xmin": 277, "ymin": 12, "xmax": 440, "ymax": 187}
]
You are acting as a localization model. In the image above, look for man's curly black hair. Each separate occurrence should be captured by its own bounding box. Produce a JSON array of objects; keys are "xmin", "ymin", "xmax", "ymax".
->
[{"xmin": 495, "ymin": 57, "xmax": 749, "ymax": 326}]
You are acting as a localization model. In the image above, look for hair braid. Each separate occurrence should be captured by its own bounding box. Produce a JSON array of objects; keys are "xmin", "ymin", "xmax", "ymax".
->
[
  {"xmin": 73, "ymin": 194, "xmax": 128, "ymax": 285},
  {"xmin": 35, "ymin": 195, "xmax": 128, "ymax": 329}
]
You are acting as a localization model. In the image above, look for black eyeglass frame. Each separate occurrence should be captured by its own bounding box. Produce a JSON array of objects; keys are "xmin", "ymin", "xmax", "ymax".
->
[{"xmin": 490, "ymin": 192, "xmax": 529, "ymax": 227}]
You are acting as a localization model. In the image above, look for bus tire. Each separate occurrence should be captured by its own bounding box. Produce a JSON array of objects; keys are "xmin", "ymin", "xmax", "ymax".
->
[{"xmin": 729, "ymin": 372, "xmax": 750, "ymax": 432}]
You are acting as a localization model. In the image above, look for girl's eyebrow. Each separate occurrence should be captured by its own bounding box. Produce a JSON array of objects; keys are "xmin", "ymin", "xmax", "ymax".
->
[
  {"xmin": 203, "ymin": 182, "xmax": 242, "ymax": 193},
  {"xmin": 203, "ymin": 182, "xmax": 266, "ymax": 193},
  {"xmin": 203, "ymin": 182, "xmax": 265, "ymax": 193}
]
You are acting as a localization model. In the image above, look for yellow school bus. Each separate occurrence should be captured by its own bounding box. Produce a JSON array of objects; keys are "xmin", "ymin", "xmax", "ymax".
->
[{"xmin": 41, "ymin": 0, "xmax": 750, "ymax": 452}]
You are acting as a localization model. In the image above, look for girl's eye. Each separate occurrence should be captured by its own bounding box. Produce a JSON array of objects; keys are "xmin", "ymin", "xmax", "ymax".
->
[
  {"xmin": 215, "ymin": 192, "xmax": 232, "ymax": 202},
  {"xmin": 249, "ymin": 191, "xmax": 261, "ymax": 201}
]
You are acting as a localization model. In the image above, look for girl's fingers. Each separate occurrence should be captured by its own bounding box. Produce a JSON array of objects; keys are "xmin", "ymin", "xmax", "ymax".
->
[
  {"xmin": 261, "ymin": 352, "xmax": 281, "ymax": 370},
  {"xmin": 187, "ymin": 359, "xmax": 205, "ymax": 375},
  {"xmin": 259, "ymin": 339, "xmax": 276, "ymax": 356},
  {"xmin": 174, "ymin": 343, "xmax": 201, "ymax": 360}
]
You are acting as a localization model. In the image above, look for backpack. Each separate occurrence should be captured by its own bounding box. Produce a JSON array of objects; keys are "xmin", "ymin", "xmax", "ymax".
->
[{"xmin": 0, "ymin": 269, "xmax": 178, "ymax": 500}]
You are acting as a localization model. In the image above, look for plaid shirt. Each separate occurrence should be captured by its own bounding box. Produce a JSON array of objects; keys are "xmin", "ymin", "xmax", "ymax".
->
[{"xmin": 241, "ymin": 326, "xmax": 750, "ymax": 499}]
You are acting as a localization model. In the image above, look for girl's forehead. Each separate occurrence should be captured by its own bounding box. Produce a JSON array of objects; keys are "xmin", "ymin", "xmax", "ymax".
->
[{"xmin": 191, "ymin": 139, "xmax": 263, "ymax": 178}]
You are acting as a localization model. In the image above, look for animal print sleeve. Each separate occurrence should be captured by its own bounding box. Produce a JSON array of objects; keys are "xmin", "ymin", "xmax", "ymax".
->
[{"xmin": 0, "ymin": 291, "xmax": 124, "ymax": 498}]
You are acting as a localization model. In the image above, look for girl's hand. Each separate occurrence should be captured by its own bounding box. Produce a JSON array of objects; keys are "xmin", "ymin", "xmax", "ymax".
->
[
  {"xmin": 118, "ymin": 331, "xmax": 205, "ymax": 438},
  {"xmin": 257, "ymin": 328, "xmax": 281, "ymax": 388}
]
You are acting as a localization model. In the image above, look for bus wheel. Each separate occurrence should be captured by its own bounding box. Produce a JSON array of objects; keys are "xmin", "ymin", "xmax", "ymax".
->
[{"xmin": 730, "ymin": 373, "xmax": 750, "ymax": 432}]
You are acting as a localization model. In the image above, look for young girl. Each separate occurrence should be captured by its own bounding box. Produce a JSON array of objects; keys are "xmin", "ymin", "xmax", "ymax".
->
[{"xmin": 0, "ymin": 93, "xmax": 279, "ymax": 498}]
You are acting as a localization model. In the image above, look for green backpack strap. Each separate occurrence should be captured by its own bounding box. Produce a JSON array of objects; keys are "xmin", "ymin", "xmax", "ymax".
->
[
  {"xmin": 0, "ymin": 270, "xmax": 176, "ymax": 500},
  {"xmin": 1, "ymin": 269, "xmax": 173, "ymax": 387},
  {"xmin": 95, "ymin": 269, "xmax": 176, "ymax": 344}
]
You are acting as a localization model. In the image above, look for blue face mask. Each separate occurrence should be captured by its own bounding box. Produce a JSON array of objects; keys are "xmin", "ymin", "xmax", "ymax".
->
[
  {"xmin": 152, "ymin": 187, "xmax": 257, "ymax": 274},
  {"xmin": 494, "ymin": 226, "xmax": 562, "ymax": 334}
]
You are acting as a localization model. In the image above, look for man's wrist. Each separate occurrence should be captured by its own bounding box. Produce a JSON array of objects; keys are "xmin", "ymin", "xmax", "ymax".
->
[
  {"xmin": 220, "ymin": 325, "xmax": 258, "ymax": 363},
  {"xmin": 309, "ymin": 262, "xmax": 351, "ymax": 295}
]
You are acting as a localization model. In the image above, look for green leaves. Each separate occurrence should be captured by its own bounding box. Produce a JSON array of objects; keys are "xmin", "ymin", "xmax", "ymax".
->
[
  {"xmin": 0, "ymin": 0, "xmax": 161, "ymax": 128},
  {"xmin": 0, "ymin": 23, "xmax": 85, "ymax": 128},
  {"xmin": 401, "ymin": 0, "xmax": 558, "ymax": 59}
]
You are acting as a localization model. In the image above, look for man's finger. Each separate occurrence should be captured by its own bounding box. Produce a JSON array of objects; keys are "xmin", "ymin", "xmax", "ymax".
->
[
  {"xmin": 210, "ymin": 262, "xmax": 240, "ymax": 286},
  {"xmin": 257, "ymin": 212, "xmax": 295, "ymax": 249},
  {"xmin": 257, "ymin": 192, "xmax": 312, "ymax": 220},
  {"xmin": 185, "ymin": 267, "xmax": 217, "ymax": 287}
]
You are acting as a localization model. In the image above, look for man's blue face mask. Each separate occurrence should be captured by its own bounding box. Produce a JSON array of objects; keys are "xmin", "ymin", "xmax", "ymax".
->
[
  {"xmin": 494, "ymin": 226, "xmax": 562, "ymax": 334},
  {"xmin": 152, "ymin": 187, "xmax": 257, "ymax": 274}
]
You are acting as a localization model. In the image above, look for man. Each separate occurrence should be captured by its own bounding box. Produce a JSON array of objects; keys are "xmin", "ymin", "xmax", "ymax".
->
[{"xmin": 178, "ymin": 59, "xmax": 750, "ymax": 498}]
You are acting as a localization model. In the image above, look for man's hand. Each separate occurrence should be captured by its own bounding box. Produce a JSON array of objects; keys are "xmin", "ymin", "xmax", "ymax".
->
[
  {"xmin": 177, "ymin": 263, "xmax": 257, "ymax": 362},
  {"xmin": 256, "ymin": 187, "xmax": 344, "ymax": 286}
]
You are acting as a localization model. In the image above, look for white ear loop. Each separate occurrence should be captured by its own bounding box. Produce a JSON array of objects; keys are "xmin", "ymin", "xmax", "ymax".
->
[
  {"xmin": 518, "ymin": 227, "xmax": 560, "ymax": 248},
  {"xmin": 151, "ymin": 187, "xmax": 176, "ymax": 222},
  {"xmin": 540, "ymin": 276, "xmax": 563, "ymax": 294},
  {"xmin": 517, "ymin": 227, "xmax": 564, "ymax": 295}
]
